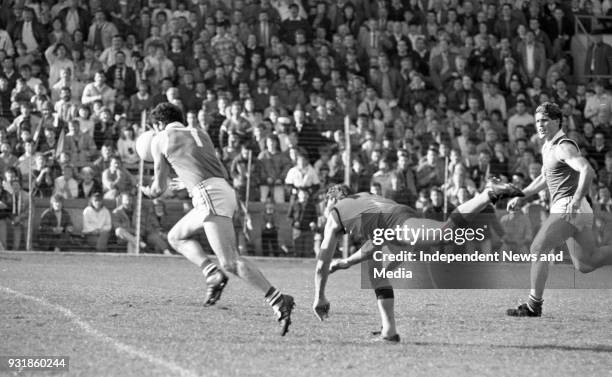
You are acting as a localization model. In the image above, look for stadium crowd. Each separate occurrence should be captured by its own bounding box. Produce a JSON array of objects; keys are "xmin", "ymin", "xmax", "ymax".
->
[{"xmin": 0, "ymin": 0, "xmax": 611, "ymax": 255}]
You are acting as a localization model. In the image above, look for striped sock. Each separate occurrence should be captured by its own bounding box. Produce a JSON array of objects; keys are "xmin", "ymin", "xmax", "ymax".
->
[
  {"xmin": 201, "ymin": 260, "xmax": 219, "ymax": 278},
  {"xmin": 527, "ymin": 294, "xmax": 543, "ymax": 312},
  {"xmin": 265, "ymin": 287, "xmax": 283, "ymax": 309}
]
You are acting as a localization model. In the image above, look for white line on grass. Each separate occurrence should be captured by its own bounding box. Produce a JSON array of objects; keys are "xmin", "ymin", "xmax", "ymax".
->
[{"xmin": 1, "ymin": 286, "xmax": 200, "ymax": 377}]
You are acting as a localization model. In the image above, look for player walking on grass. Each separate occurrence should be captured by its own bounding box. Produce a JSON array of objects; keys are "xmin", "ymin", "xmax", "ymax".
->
[
  {"xmin": 142, "ymin": 103, "xmax": 294, "ymax": 336},
  {"xmin": 314, "ymin": 181, "xmax": 523, "ymax": 342},
  {"xmin": 506, "ymin": 102, "xmax": 612, "ymax": 317}
]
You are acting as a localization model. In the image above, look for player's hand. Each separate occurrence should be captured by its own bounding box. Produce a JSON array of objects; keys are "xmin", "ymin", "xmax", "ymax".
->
[
  {"xmin": 507, "ymin": 197, "xmax": 524, "ymax": 211},
  {"xmin": 313, "ymin": 298, "xmax": 330, "ymax": 321},
  {"xmin": 141, "ymin": 185, "xmax": 153, "ymax": 197},
  {"xmin": 329, "ymin": 259, "xmax": 349, "ymax": 274},
  {"xmin": 169, "ymin": 178, "xmax": 186, "ymax": 191},
  {"xmin": 567, "ymin": 197, "xmax": 581, "ymax": 219}
]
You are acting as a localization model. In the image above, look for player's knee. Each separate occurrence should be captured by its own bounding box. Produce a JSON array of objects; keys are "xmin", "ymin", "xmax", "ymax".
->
[
  {"xmin": 374, "ymin": 286, "xmax": 394, "ymax": 300},
  {"xmin": 166, "ymin": 228, "xmax": 182, "ymax": 248}
]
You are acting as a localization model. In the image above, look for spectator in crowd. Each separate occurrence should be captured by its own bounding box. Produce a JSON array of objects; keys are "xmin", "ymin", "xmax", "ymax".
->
[
  {"xmin": 54, "ymin": 164, "xmax": 79, "ymax": 199},
  {"xmin": 287, "ymin": 188, "xmax": 317, "ymax": 257},
  {"xmin": 423, "ymin": 187, "xmax": 454, "ymax": 222},
  {"xmin": 63, "ymin": 119, "xmax": 97, "ymax": 165},
  {"xmin": 112, "ymin": 191, "xmax": 146, "ymax": 254},
  {"xmin": 584, "ymin": 79, "xmax": 612, "ymax": 121},
  {"xmin": 261, "ymin": 199, "xmax": 280, "ymax": 257},
  {"xmin": 16, "ymin": 139, "xmax": 35, "ymax": 180},
  {"xmin": 102, "ymin": 156, "xmax": 134, "ymax": 200},
  {"xmin": 230, "ymin": 144, "xmax": 261, "ymax": 201},
  {"xmin": 38, "ymin": 194, "xmax": 75, "ymax": 252},
  {"xmin": 32, "ymin": 153, "xmax": 54, "ymax": 197},
  {"xmin": 140, "ymin": 199, "xmax": 173, "ymax": 255},
  {"xmin": 371, "ymin": 158, "xmax": 394, "ymax": 199},
  {"xmin": 87, "ymin": 9, "xmax": 118, "ymax": 51},
  {"xmin": 93, "ymin": 106, "xmax": 119, "ymax": 149},
  {"xmin": 500, "ymin": 206, "xmax": 533, "ymax": 254},
  {"xmin": 285, "ymin": 152, "xmax": 320, "ymax": 194},
  {"xmin": 116, "ymin": 126, "xmax": 139, "ymax": 168},
  {"xmin": 588, "ymin": 130, "xmax": 609, "ymax": 170},
  {"xmin": 0, "ymin": 142, "xmax": 18, "ymax": 170},
  {"xmin": 53, "ymin": 85, "xmax": 79, "ymax": 123},
  {"xmin": 78, "ymin": 166, "xmax": 102, "ymax": 199},
  {"xmin": 75, "ymin": 104, "xmax": 95, "ymax": 136},
  {"xmin": 81, "ymin": 70, "xmax": 115, "ymax": 110},
  {"xmin": 0, "ymin": 169, "xmax": 28, "ymax": 250},
  {"xmin": 82, "ymin": 192, "xmax": 112, "ymax": 252},
  {"xmin": 45, "ymin": 42, "xmax": 75, "ymax": 89},
  {"xmin": 443, "ymin": 163, "xmax": 477, "ymax": 206},
  {"xmin": 584, "ymin": 31, "xmax": 612, "ymax": 77},
  {"xmin": 416, "ymin": 146, "xmax": 445, "ymax": 190},
  {"xmin": 92, "ymin": 144, "xmax": 114, "ymax": 177}
]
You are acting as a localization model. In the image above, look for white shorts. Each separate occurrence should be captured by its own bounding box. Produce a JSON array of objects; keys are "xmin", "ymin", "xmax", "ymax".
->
[
  {"xmin": 549, "ymin": 196, "xmax": 593, "ymax": 230},
  {"xmin": 191, "ymin": 178, "xmax": 238, "ymax": 219}
]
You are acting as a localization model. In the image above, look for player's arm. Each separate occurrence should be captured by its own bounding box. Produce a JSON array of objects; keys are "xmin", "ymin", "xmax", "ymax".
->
[
  {"xmin": 508, "ymin": 171, "xmax": 547, "ymax": 211},
  {"xmin": 313, "ymin": 211, "xmax": 341, "ymax": 321},
  {"xmin": 521, "ymin": 173, "xmax": 547, "ymax": 198},
  {"xmin": 142, "ymin": 132, "xmax": 170, "ymax": 198},
  {"xmin": 330, "ymin": 240, "xmax": 375, "ymax": 273},
  {"xmin": 557, "ymin": 141, "xmax": 595, "ymax": 204}
]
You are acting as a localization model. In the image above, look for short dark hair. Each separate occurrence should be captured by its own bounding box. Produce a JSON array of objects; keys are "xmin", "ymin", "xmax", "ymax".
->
[
  {"xmin": 535, "ymin": 101, "xmax": 562, "ymax": 122},
  {"xmin": 150, "ymin": 102, "xmax": 185, "ymax": 125},
  {"xmin": 326, "ymin": 184, "xmax": 353, "ymax": 201}
]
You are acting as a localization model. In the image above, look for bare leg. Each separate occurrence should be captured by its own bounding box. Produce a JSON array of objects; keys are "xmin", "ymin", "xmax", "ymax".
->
[
  {"xmin": 330, "ymin": 240, "xmax": 375, "ymax": 272},
  {"xmin": 377, "ymin": 298, "xmax": 396, "ymax": 338},
  {"xmin": 115, "ymin": 228, "xmax": 146, "ymax": 249},
  {"xmin": 203, "ymin": 215, "xmax": 272, "ymax": 293},
  {"xmin": 454, "ymin": 190, "xmax": 494, "ymax": 215},
  {"xmin": 167, "ymin": 208, "xmax": 214, "ymax": 267},
  {"xmin": 566, "ymin": 227, "xmax": 612, "ymax": 272},
  {"xmin": 528, "ymin": 216, "xmax": 574, "ymax": 299},
  {"xmin": 367, "ymin": 258, "xmax": 397, "ymax": 338}
]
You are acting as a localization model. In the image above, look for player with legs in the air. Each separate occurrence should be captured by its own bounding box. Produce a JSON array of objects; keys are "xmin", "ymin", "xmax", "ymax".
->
[
  {"xmin": 313, "ymin": 181, "xmax": 524, "ymax": 342},
  {"xmin": 141, "ymin": 103, "xmax": 295, "ymax": 335},
  {"xmin": 506, "ymin": 102, "xmax": 612, "ymax": 317}
]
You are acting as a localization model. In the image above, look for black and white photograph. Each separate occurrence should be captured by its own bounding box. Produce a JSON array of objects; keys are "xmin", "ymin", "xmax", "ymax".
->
[{"xmin": 2, "ymin": 0, "xmax": 612, "ymax": 376}]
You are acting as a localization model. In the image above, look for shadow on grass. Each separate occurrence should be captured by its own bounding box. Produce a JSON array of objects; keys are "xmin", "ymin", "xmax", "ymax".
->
[{"xmin": 410, "ymin": 341, "xmax": 612, "ymax": 353}]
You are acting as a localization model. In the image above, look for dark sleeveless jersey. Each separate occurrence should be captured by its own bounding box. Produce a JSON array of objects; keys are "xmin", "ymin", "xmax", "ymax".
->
[
  {"xmin": 332, "ymin": 192, "xmax": 417, "ymax": 240},
  {"xmin": 162, "ymin": 123, "xmax": 228, "ymax": 192},
  {"xmin": 542, "ymin": 131, "xmax": 580, "ymax": 204}
]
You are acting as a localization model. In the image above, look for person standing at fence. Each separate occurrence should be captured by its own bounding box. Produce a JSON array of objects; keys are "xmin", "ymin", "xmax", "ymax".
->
[
  {"xmin": 111, "ymin": 191, "xmax": 146, "ymax": 254},
  {"xmin": 141, "ymin": 102, "xmax": 295, "ymax": 336},
  {"xmin": 288, "ymin": 188, "xmax": 317, "ymax": 257},
  {"xmin": 0, "ymin": 169, "xmax": 28, "ymax": 250},
  {"xmin": 258, "ymin": 135, "xmax": 291, "ymax": 203},
  {"xmin": 82, "ymin": 192, "xmax": 111, "ymax": 252},
  {"xmin": 38, "ymin": 194, "xmax": 75, "ymax": 252},
  {"xmin": 261, "ymin": 199, "xmax": 280, "ymax": 257}
]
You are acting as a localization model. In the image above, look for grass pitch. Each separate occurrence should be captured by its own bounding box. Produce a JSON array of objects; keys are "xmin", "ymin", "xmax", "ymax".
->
[{"xmin": 1, "ymin": 253, "xmax": 612, "ymax": 377}]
